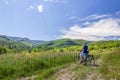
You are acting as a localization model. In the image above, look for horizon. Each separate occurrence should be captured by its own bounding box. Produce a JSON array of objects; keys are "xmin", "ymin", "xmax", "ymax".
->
[
  {"xmin": 0, "ymin": 34, "xmax": 119, "ymax": 42},
  {"xmin": 0, "ymin": 0, "xmax": 120, "ymax": 41}
]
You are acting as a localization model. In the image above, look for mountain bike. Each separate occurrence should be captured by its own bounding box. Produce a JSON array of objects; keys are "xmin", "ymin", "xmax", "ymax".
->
[
  {"xmin": 74, "ymin": 53, "xmax": 95, "ymax": 65},
  {"xmin": 85, "ymin": 54, "xmax": 95, "ymax": 65}
]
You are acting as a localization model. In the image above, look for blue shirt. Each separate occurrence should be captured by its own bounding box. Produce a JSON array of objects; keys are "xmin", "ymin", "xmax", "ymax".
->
[{"xmin": 83, "ymin": 45, "xmax": 88, "ymax": 54}]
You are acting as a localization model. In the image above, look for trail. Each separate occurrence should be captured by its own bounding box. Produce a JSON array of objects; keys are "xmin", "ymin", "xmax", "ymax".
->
[
  {"xmin": 16, "ymin": 58, "xmax": 104, "ymax": 80},
  {"xmin": 49, "ymin": 58, "xmax": 104, "ymax": 80},
  {"xmin": 52, "ymin": 63, "xmax": 79, "ymax": 80},
  {"xmin": 16, "ymin": 75, "xmax": 37, "ymax": 80}
]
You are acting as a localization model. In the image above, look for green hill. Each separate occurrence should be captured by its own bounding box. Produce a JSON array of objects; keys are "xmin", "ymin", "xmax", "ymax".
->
[
  {"xmin": 0, "ymin": 35, "xmax": 45, "ymax": 46},
  {"xmin": 0, "ymin": 35, "xmax": 33, "ymax": 53},
  {"xmin": 40, "ymin": 38, "xmax": 86, "ymax": 47},
  {"xmin": 34, "ymin": 39, "xmax": 120, "ymax": 52},
  {"xmin": 0, "ymin": 35, "xmax": 120, "ymax": 53}
]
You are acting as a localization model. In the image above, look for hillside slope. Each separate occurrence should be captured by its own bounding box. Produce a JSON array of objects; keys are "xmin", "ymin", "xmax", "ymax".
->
[
  {"xmin": 39, "ymin": 38, "xmax": 86, "ymax": 47},
  {"xmin": 0, "ymin": 35, "xmax": 44, "ymax": 46},
  {"xmin": 0, "ymin": 35, "xmax": 33, "ymax": 53}
]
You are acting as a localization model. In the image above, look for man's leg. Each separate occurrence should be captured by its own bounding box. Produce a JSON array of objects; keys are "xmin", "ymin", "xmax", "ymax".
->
[
  {"xmin": 80, "ymin": 53, "xmax": 83, "ymax": 63},
  {"xmin": 83, "ymin": 54, "xmax": 88, "ymax": 65}
]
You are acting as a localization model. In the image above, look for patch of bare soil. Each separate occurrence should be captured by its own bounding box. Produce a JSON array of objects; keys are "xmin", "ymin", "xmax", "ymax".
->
[
  {"xmin": 53, "ymin": 58, "xmax": 104, "ymax": 80},
  {"xmin": 85, "ymin": 72, "xmax": 104, "ymax": 80},
  {"xmin": 55, "ymin": 63, "xmax": 78, "ymax": 80},
  {"xmin": 16, "ymin": 75, "xmax": 37, "ymax": 80}
]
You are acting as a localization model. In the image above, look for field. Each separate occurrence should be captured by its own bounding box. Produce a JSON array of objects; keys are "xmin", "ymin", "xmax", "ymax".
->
[
  {"xmin": 0, "ymin": 47, "xmax": 120, "ymax": 80},
  {"xmin": 0, "ymin": 52, "xmax": 75, "ymax": 80}
]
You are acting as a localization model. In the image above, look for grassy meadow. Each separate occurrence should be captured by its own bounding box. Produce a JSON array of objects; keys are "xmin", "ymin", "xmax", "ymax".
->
[
  {"xmin": 0, "ymin": 48, "xmax": 119, "ymax": 80},
  {"xmin": 0, "ymin": 52, "xmax": 75, "ymax": 80},
  {"xmin": 99, "ymin": 48, "xmax": 120, "ymax": 80}
]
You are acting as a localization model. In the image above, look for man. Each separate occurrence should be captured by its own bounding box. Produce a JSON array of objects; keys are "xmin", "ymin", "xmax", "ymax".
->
[{"xmin": 80, "ymin": 42, "xmax": 88, "ymax": 65}]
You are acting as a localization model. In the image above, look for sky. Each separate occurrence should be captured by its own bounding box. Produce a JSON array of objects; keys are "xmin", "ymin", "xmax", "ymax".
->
[{"xmin": 0, "ymin": 0, "xmax": 120, "ymax": 41}]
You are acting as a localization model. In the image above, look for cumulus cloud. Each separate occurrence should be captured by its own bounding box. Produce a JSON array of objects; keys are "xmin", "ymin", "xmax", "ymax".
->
[
  {"xmin": 27, "ymin": 5, "xmax": 34, "ymax": 11},
  {"xmin": 79, "ymin": 14, "xmax": 111, "ymax": 21},
  {"xmin": 82, "ymin": 22, "xmax": 91, "ymax": 25},
  {"xmin": 69, "ymin": 16, "xmax": 77, "ymax": 20},
  {"xmin": 37, "ymin": 5, "xmax": 44, "ymax": 13},
  {"xmin": 60, "ymin": 18, "xmax": 120, "ymax": 41}
]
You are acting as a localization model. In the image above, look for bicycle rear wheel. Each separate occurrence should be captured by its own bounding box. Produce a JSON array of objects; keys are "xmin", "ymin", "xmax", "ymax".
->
[
  {"xmin": 89, "ymin": 55, "xmax": 95, "ymax": 65},
  {"xmin": 91, "ymin": 55, "xmax": 95, "ymax": 65},
  {"xmin": 86, "ymin": 55, "xmax": 95, "ymax": 65}
]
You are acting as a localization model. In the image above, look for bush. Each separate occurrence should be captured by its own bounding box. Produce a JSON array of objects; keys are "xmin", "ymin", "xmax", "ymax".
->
[{"xmin": 0, "ymin": 46, "xmax": 8, "ymax": 54}]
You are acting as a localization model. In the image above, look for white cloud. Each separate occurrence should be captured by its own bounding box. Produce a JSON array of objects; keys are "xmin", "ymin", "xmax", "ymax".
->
[
  {"xmin": 60, "ymin": 18, "xmax": 120, "ymax": 41},
  {"xmin": 69, "ymin": 16, "xmax": 77, "ymax": 20},
  {"xmin": 37, "ymin": 5, "xmax": 44, "ymax": 13},
  {"xmin": 27, "ymin": 5, "xmax": 34, "ymax": 11},
  {"xmin": 83, "ymin": 22, "xmax": 91, "ymax": 25},
  {"xmin": 79, "ymin": 14, "xmax": 111, "ymax": 21}
]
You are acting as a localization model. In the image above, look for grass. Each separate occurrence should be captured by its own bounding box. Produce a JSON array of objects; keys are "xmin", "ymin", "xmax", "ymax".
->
[
  {"xmin": 0, "ymin": 48, "xmax": 120, "ymax": 80},
  {"xmin": 72, "ymin": 65, "xmax": 93, "ymax": 79},
  {"xmin": 99, "ymin": 48, "xmax": 120, "ymax": 80},
  {"xmin": 48, "ymin": 49, "xmax": 106, "ymax": 80},
  {"xmin": 35, "ymin": 65, "xmax": 68, "ymax": 80},
  {"xmin": 0, "ymin": 52, "xmax": 75, "ymax": 80}
]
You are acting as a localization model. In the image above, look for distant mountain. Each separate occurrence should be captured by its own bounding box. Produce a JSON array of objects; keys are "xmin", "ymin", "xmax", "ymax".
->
[
  {"xmin": 0, "ymin": 35, "xmax": 94, "ymax": 48},
  {"xmin": 0, "ymin": 35, "xmax": 34, "ymax": 53},
  {"xmin": 0, "ymin": 35, "xmax": 45, "ymax": 46},
  {"xmin": 0, "ymin": 35, "xmax": 120, "ymax": 53},
  {"xmin": 40, "ymin": 38, "xmax": 87, "ymax": 47}
]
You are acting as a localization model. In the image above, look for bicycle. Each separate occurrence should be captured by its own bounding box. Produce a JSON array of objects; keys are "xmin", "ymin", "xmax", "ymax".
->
[
  {"xmin": 85, "ymin": 54, "xmax": 95, "ymax": 65},
  {"xmin": 74, "ymin": 53, "xmax": 95, "ymax": 65}
]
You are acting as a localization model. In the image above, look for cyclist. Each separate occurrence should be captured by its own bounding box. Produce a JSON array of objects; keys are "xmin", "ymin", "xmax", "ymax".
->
[{"xmin": 80, "ymin": 41, "xmax": 88, "ymax": 65}]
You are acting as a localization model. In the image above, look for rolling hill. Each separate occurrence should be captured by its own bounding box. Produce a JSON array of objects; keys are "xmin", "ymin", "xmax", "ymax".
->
[
  {"xmin": 40, "ymin": 38, "xmax": 86, "ymax": 47},
  {"xmin": 0, "ymin": 35, "xmax": 45, "ymax": 46},
  {"xmin": 0, "ymin": 35, "xmax": 120, "ymax": 53}
]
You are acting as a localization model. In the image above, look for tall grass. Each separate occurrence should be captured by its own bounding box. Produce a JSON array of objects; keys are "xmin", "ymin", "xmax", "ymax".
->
[
  {"xmin": 99, "ymin": 48, "xmax": 120, "ymax": 80},
  {"xmin": 0, "ymin": 52, "xmax": 75, "ymax": 80}
]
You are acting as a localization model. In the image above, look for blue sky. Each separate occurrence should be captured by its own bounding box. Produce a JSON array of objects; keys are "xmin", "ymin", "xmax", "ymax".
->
[{"xmin": 0, "ymin": 0, "xmax": 120, "ymax": 41}]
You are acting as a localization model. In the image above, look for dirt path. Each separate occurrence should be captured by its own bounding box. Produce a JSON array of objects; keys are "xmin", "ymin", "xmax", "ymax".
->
[
  {"xmin": 55, "ymin": 63, "xmax": 77, "ymax": 80},
  {"xmin": 16, "ymin": 58, "xmax": 104, "ymax": 80},
  {"xmin": 16, "ymin": 75, "xmax": 37, "ymax": 80},
  {"xmin": 49, "ymin": 58, "xmax": 104, "ymax": 80}
]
